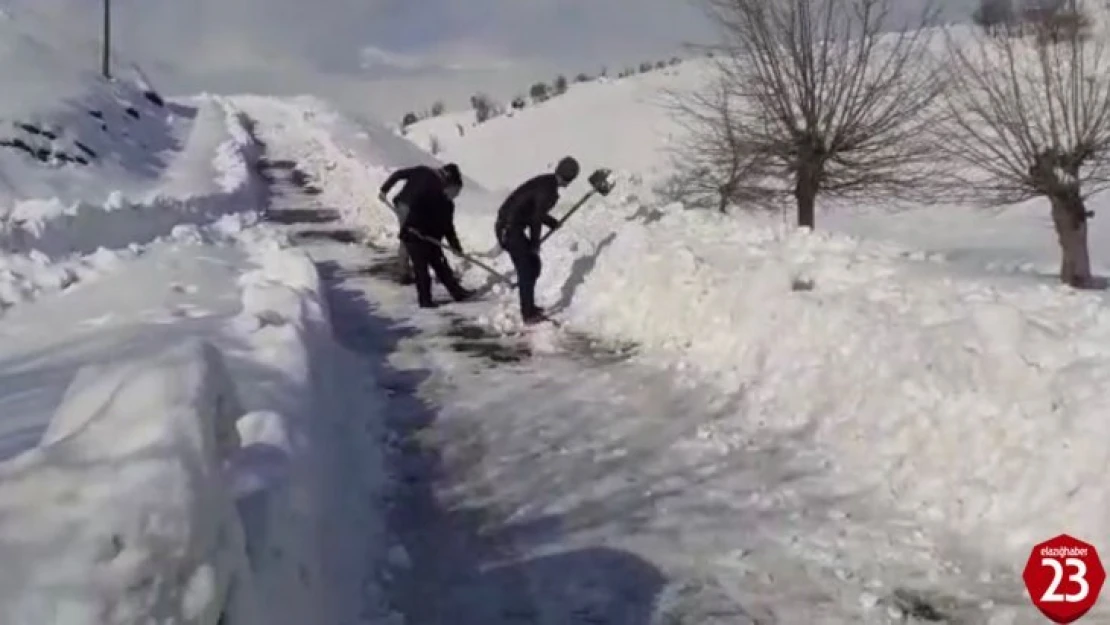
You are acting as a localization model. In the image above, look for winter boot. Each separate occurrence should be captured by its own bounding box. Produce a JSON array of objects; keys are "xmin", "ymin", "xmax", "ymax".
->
[{"xmin": 522, "ymin": 308, "xmax": 547, "ymax": 325}]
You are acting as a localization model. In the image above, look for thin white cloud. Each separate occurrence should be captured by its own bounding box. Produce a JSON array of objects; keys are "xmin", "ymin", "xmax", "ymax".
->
[{"xmin": 357, "ymin": 43, "xmax": 516, "ymax": 75}]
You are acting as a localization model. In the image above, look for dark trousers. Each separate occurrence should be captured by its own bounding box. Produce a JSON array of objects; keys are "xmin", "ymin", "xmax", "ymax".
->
[
  {"xmin": 403, "ymin": 238, "xmax": 466, "ymax": 306},
  {"xmin": 502, "ymin": 234, "xmax": 542, "ymax": 317}
]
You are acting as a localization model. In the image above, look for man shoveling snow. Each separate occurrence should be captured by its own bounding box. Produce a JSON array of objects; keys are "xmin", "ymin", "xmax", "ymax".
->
[
  {"xmin": 494, "ymin": 156, "xmax": 579, "ymax": 325},
  {"xmin": 378, "ymin": 162, "xmax": 463, "ymax": 284},
  {"xmin": 395, "ymin": 167, "xmax": 475, "ymax": 309}
]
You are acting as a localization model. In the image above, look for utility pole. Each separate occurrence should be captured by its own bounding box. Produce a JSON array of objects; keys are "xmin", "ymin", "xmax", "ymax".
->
[{"xmin": 101, "ymin": 0, "xmax": 111, "ymax": 79}]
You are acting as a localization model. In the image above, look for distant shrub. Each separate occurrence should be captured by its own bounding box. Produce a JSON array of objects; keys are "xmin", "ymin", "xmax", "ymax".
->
[
  {"xmin": 669, "ymin": 56, "xmax": 682, "ymax": 66},
  {"xmin": 530, "ymin": 82, "xmax": 549, "ymax": 103},
  {"xmin": 553, "ymin": 75, "xmax": 568, "ymax": 95},
  {"xmin": 655, "ymin": 60, "xmax": 667, "ymax": 69},
  {"xmin": 430, "ymin": 101, "xmax": 445, "ymax": 116},
  {"xmin": 470, "ymin": 93, "xmax": 499, "ymax": 123},
  {"xmin": 511, "ymin": 96, "xmax": 526, "ymax": 110},
  {"xmin": 401, "ymin": 111, "xmax": 418, "ymax": 127},
  {"xmin": 639, "ymin": 61, "xmax": 653, "ymax": 73}
]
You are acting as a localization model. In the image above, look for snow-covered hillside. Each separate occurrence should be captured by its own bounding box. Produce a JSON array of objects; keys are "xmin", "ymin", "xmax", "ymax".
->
[{"xmin": 405, "ymin": 68, "xmax": 699, "ymax": 193}]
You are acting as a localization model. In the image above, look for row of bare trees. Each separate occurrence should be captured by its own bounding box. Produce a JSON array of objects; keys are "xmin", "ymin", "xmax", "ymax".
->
[{"xmin": 667, "ymin": 0, "xmax": 1110, "ymax": 288}]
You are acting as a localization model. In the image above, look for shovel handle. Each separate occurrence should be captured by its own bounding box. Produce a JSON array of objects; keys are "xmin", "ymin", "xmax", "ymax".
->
[
  {"xmin": 405, "ymin": 228, "xmax": 513, "ymax": 284},
  {"xmin": 539, "ymin": 190, "xmax": 596, "ymax": 245}
]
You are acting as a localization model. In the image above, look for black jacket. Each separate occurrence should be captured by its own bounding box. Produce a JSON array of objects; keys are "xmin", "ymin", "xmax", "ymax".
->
[
  {"xmin": 494, "ymin": 173, "xmax": 561, "ymax": 248},
  {"xmin": 400, "ymin": 192, "xmax": 462, "ymax": 253},
  {"xmin": 380, "ymin": 165, "xmax": 446, "ymax": 208}
]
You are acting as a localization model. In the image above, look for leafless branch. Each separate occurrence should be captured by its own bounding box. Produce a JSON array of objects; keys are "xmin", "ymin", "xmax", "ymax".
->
[
  {"xmin": 669, "ymin": 0, "xmax": 947, "ymax": 227},
  {"xmin": 937, "ymin": 20, "xmax": 1110, "ymax": 204},
  {"xmin": 936, "ymin": 16, "xmax": 1110, "ymax": 286}
]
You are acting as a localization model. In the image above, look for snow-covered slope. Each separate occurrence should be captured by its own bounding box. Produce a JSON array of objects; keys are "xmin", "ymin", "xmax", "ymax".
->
[
  {"xmin": 405, "ymin": 68, "xmax": 701, "ymax": 193},
  {"xmin": 365, "ymin": 64, "xmax": 1110, "ymax": 575},
  {"xmin": 0, "ymin": 4, "xmax": 181, "ymax": 207},
  {"xmin": 0, "ymin": 5, "xmax": 270, "ymax": 309}
]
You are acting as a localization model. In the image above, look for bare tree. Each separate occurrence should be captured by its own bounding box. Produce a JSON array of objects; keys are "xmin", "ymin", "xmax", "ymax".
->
[
  {"xmin": 686, "ymin": 0, "xmax": 946, "ymax": 227},
  {"xmin": 660, "ymin": 77, "xmax": 763, "ymax": 213},
  {"xmin": 938, "ymin": 16, "xmax": 1110, "ymax": 287}
]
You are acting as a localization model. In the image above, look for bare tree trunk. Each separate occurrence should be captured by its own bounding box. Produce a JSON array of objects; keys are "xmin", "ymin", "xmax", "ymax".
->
[
  {"xmin": 1050, "ymin": 194, "xmax": 1093, "ymax": 287},
  {"xmin": 794, "ymin": 167, "xmax": 820, "ymax": 229}
]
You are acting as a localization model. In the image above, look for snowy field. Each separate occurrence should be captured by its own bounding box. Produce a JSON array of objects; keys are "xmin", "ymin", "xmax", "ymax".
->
[{"xmin": 0, "ymin": 4, "xmax": 1107, "ymax": 623}]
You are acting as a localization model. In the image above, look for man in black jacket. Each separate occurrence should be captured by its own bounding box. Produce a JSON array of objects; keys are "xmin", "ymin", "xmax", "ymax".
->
[
  {"xmin": 494, "ymin": 156, "xmax": 579, "ymax": 324},
  {"xmin": 398, "ymin": 173, "xmax": 473, "ymax": 309},
  {"xmin": 379, "ymin": 162, "xmax": 462, "ymax": 283}
]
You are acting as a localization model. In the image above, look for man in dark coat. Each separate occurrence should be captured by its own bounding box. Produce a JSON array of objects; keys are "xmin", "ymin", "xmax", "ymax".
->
[
  {"xmin": 397, "ymin": 168, "xmax": 473, "ymax": 309},
  {"xmin": 379, "ymin": 162, "xmax": 462, "ymax": 283},
  {"xmin": 494, "ymin": 156, "xmax": 579, "ymax": 324}
]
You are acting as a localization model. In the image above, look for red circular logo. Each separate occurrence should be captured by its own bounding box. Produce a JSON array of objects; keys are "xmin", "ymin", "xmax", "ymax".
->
[{"xmin": 1023, "ymin": 534, "xmax": 1105, "ymax": 623}]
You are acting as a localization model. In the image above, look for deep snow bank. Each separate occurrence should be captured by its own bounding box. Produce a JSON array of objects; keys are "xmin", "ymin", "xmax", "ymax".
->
[
  {"xmin": 0, "ymin": 339, "xmax": 254, "ymax": 624},
  {"xmin": 0, "ymin": 227, "xmax": 393, "ymax": 624},
  {"xmin": 226, "ymin": 230, "xmax": 395, "ymax": 625},
  {"xmin": 530, "ymin": 201, "xmax": 1110, "ymax": 563}
]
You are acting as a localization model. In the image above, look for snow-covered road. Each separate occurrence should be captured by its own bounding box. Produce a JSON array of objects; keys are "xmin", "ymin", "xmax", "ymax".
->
[{"xmin": 248, "ymin": 112, "xmax": 1040, "ymax": 624}]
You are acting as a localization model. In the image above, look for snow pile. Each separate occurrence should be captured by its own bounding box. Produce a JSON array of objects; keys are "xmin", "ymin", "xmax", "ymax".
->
[
  {"xmin": 0, "ymin": 339, "xmax": 254, "ymax": 624},
  {"xmin": 0, "ymin": 220, "xmax": 393, "ymax": 624},
  {"xmin": 497, "ymin": 197, "xmax": 1109, "ymax": 562},
  {"xmin": 227, "ymin": 230, "xmax": 395, "ymax": 625}
]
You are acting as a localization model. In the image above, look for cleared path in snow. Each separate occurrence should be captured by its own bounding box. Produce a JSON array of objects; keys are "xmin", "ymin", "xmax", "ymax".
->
[{"xmin": 247, "ymin": 109, "xmax": 1041, "ymax": 625}]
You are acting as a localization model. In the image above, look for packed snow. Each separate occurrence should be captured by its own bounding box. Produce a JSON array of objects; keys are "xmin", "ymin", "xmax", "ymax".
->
[{"xmin": 1, "ymin": 5, "xmax": 1108, "ymax": 624}]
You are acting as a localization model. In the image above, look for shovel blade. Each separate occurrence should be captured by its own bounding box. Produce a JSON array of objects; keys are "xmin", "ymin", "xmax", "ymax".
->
[{"xmin": 588, "ymin": 168, "xmax": 615, "ymax": 196}]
